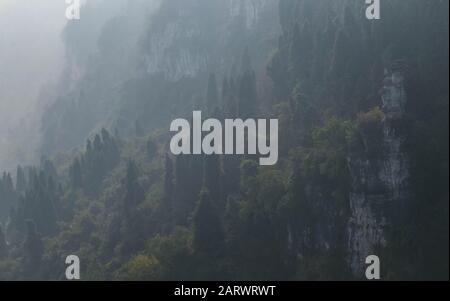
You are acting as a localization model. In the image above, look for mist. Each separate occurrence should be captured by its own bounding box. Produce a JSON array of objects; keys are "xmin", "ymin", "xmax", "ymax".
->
[
  {"xmin": 0, "ymin": 0, "xmax": 67, "ymax": 171},
  {"xmin": 0, "ymin": 0, "xmax": 447, "ymax": 282}
]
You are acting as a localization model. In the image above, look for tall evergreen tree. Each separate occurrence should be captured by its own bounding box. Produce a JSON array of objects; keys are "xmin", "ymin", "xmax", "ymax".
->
[
  {"xmin": 16, "ymin": 165, "xmax": 27, "ymax": 193},
  {"xmin": 124, "ymin": 160, "xmax": 144, "ymax": 218},
  {"xmin": 164, "ymin": 154, "xmax": 174, "ymax": 209},
  {"xmin": 222, "ymin": 77, "xmax": 237, "ymax": 118},
  {"xmin": 22, "ymin": 220, "xmax": 43, "ymax": 277},
  {"xmin": 192, "ymin": 189, "xmax": 224, "ymax": 256},
  {"xmin": 203, "ymin": 155, "xmax": 221, "ymax": 204},
  {"xmin": 0, "ymin": 225, "xmax": 7, "ymax": 259},
  {"xmin": 69, "ymin": 158, "xmax": 82, "ymax": 188},
  {"xmin": 238, "ymin": 55, "xmax": 257, "ymax": 119}
]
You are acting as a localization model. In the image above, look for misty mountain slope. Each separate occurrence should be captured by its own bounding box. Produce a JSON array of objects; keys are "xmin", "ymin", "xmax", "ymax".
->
[
  {"xmin": 41, "ymin": 0, "xmax": 279, "ymax": 156},
  {"xmin": 269, "ymin": 0, "xmax": 448, "ymax": 279},
  {"xmin": 41, "ymin": 0, "xmax": 159, "ymax": 156},
  {"xmin": 0, "ymin": 0, "xmax": 448, "ymax": 281},
  {"xmin": 0, "ymin": 0, "xmax": 66, "ymax": 172}
]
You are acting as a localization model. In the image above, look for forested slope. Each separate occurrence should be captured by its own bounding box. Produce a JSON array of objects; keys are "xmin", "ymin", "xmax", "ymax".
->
[{"xmin": 0, "ymin": 0, "xmax": 448, "ymax": 280}]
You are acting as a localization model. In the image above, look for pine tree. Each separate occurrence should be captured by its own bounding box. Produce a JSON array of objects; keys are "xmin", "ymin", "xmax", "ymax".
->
[
  {"xmin": 203, "ymin": 155, "xmax": 221, "ymax": 203},
  {"xmin": 238, "ymin": 51, "xmax": 257, "ymax": 118},
  {"xmin": 0, "ymin": 172, "xmax": 16, "ymax": 223},
  {"xmin": 222, "ymin": 77, "xmax": 237, "ymax": 118},
  {"xmin": 16, "ymin": 165, "xmax": 27, "ymax": 193},
  {"xmin": 0, "ymin": 225, "xmax": 7, "ymax": 259},
  {"xmin": 119, "ymin": 160, "xmax": 146, "ymax": 257},
  {"xmin": 124, "ymin": 160, "xmax": 144, "ymax": 218},
  {"xmin": 72, "ymin": 129, "xmax": 120, "ymax": 196},
  {"xmin": 174, "ymin": 155, "xmax": 197, "ymax": 225},
  {"xmin": 40, "ymin": 174, "xmax": 58, "ymax": 236},
  {"xmin": 164, "ymin": 154, "xmax": 174, "ymax": 208},
  {"xmin": 69, "ymin": 158, "xmax": 82, "ymax": 188},
  {"xmin": 222, "ymin": 155, "xmax": 240, "ymax": 199},
  {"xmin": 22, "ymin": 220, "xmax": 43, "ymax": 275},
  {"xmin": 192, "ymin": 189, "xmax": 224, "ymax": 256}
]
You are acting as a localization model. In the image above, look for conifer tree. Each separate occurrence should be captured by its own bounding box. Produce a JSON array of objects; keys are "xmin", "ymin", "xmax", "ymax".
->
[
  {"xmin": 22, "ymin": 220, "xmax": 43, "ymax": 274},
  {"xmin": 0, "ymin": 225, "xmax": 7, "ymax": 259},
  {"xmin": 238, "ymin": 51, "xmax": 257, "ymax": 118},
  {"xmin": 16, "ymin": 165, "xmax": 27, "ymax": 193},
  {"xmin": 203, "ymin": 155, "xmax": 221, "ymax": 204},
  {"xmin": 164, "ymin": 154, "xmax": 174, "ymax": 208},
  {"xmin": 192, "ymin": 189, "xmax": 224, "ymax": 256},
  {"xmin": 124, "ymin": 160, "xmax": 144, "ymax": 219}
]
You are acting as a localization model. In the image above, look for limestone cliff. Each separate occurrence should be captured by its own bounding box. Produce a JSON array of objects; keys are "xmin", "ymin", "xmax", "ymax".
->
[{"xmin": 347, "ymin": 62, "xmax": 410, "ymax": 276}]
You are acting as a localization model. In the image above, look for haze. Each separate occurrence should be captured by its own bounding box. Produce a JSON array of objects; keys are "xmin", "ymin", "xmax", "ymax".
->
[{"xmin": 0, "ymin": 0, "xmax": 67, "ymax": 171}]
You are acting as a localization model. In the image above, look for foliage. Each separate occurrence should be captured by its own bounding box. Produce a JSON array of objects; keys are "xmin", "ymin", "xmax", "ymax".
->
[{"xmin": 0, "ymin": 0, "xmax": 447, "ymax": 281}]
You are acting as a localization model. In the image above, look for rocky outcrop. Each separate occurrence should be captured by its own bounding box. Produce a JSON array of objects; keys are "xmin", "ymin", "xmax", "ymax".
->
[
  {"xmin": 347, "ymin": 63, "xmax": 410, "ymax": 277},
  {"xmin": 143, "ymin": 0, "xmax": 278, "ymax": 81}
]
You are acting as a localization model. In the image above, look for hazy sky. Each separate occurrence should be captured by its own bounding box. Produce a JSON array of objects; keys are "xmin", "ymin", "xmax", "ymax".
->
[{"xmin": 0, "ymin": 0, "xmax": 67, "ymax": 171}]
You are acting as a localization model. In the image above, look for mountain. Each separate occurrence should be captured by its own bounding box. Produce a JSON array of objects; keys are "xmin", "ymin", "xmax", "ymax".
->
[
  {"xmin": 0, "ymin": 0, "xmax": 448, "ymax": 280},
  {"xmin": 41, "ymin": 0, "xmax": 279, "ymax": 155}
]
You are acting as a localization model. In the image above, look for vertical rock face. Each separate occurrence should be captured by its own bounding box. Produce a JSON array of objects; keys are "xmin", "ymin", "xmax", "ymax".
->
[
  {"xmin": 347, "ymin": 63, "xmax": 410, "ymax": 277},
  {"xmin": 143, "ymin": 0, "xmax": 279, "ymax": 81},
  {"xmin": 229, "ymin": 0, "xmax": 274, "ymax": 30},
  {"xmin": 41, "ymin": 0, "xmax": 280, "ymax": 154}
]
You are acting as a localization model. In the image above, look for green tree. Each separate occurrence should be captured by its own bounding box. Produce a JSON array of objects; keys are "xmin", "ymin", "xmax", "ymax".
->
[
  {"xmin": 16, "ymin": 165, "xmax": 27, "ymax": 193},
  {"xmin": 0, "ymin": 225, "xmax": 7, "ymax": 259},
  {"xmin": 192, "ymin": 189, "xmax": 224, "ymax": 256},
  {"xmin": 22, "ymin": 220, "xmax": 43, "ymax": 277}
]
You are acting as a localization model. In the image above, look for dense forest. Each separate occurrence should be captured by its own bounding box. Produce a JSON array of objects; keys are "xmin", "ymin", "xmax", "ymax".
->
[{"xmin": 0, "ymin": 0, "xmax": 448, "ymax": 280}]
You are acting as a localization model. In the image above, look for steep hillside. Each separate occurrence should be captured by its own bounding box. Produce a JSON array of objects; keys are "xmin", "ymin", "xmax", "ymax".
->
[
  {"xmin": 41, "ymin": 0, "xmax": 279, "ymax": 155},
  {"xmin": 0, "ymin": 0, "xmax": 448, "ymax": 280}
]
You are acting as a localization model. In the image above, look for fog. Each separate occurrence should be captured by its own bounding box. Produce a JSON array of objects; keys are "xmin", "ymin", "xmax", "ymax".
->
[{"xmin": 0, "ymin": 0, "xmax": 67, "ymax": 171}]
